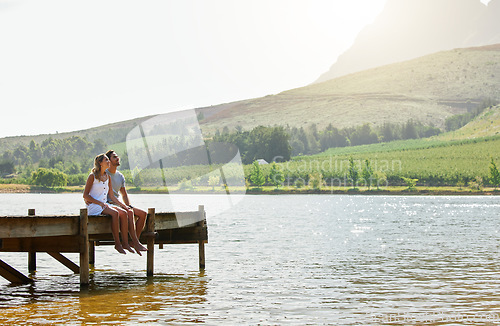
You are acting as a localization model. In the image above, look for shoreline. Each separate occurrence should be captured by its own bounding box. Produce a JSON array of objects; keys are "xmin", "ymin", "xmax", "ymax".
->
[{"xmin": 1, "ymin": 184, "xmax": 499, "ymax": 196}]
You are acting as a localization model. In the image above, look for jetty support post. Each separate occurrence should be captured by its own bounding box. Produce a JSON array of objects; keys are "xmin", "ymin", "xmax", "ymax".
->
[
  {"xmin": 28, "ymin": 209, "xmax": 36, "ymax": 273},
  {"xmin": 146, "ymin": 208, "xmax": 155, "ymax": 277},
  {"xmin": 79, "ymin": 208, "xmax": 89, "ymax": 286},
  {"xmin": 198, "ymin": 205, "xmax": 206, "ymax": 270}
]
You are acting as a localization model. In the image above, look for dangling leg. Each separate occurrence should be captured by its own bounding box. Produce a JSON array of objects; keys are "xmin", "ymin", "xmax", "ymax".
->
[
  {"xmin": 127, "ymin": 209, "xmax": 147, "ymax": 255},
  {"xmin": 116, "ymin": 207, "xmax": 134, "ymax": 253},
  {"xmin": 133, "ymin": 207, "xmax": 147, "ymax": 239},
  {"xmin": 103, "ymin": 206, "xmax": 126, "ymax": 254}
]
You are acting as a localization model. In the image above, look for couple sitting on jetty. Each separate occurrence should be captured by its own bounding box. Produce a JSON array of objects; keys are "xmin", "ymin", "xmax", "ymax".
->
[{"xmin": 83, "ymin": 150, "xmax": 148, "ymax": 255}]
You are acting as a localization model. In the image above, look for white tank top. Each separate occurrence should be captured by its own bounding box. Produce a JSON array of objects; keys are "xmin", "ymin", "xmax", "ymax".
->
[{"xmin": 88, "ymin": 173, "xmax": 109, "ymax": 203}]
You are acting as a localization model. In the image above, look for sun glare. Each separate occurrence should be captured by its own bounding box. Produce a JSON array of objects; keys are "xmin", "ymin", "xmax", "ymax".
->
[{"xmin": 306, "ymin": 0, "xmax": 386, "ymax": 44}]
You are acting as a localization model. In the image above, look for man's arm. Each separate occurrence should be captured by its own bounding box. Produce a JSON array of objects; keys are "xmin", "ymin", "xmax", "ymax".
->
[{"xmin": 119, "ymin": 186, "xmax": 131, "ymax": 207}]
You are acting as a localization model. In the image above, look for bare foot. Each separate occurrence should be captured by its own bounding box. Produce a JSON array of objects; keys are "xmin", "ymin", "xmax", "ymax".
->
[
  {"xmin": 134, "ymin": 243, "xmax": 148, "ymax": 252},
  {"xmin": 133, "ymin": 243, "xmax": 148, "ymax": 256},
  {"xmin": 123, "ymin": 244, "xmax": 135, "ymax": 253},
  {"xmin": 115, "ymin": 245, "xmax": 126, "ymax": 254}
]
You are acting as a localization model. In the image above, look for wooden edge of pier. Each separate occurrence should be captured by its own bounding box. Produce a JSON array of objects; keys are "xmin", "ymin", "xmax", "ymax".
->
[{"xmin": 0, "ymin": 205, "xmax": 208, "ymax": 287}]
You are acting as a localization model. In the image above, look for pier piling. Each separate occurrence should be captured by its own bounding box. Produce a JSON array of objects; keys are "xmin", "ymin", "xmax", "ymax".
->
[
  {"xmin": 146, "ymin": 208, "xmax": 155, "ymax": 277},
  {"xmin": 198, "ymin": 205, "xmax": 206, "ymax": 270},
  {"xmin": 28, "ymin": 209, "xmax": 36, "ymax": 273},
  {"xmin": 79, "ymin": 208, "xmax": 90, "ymax": 286}
]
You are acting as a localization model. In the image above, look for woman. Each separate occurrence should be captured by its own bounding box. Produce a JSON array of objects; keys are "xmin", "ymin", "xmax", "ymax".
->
[{"xmin": 83, "ymin": 153, "xmax": 146, "ymax": 255}]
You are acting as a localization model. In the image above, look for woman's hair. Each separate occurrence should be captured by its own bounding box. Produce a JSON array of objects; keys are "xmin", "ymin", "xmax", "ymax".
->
[{"xmin": 92, "ymin": 153, "xmax": 106, "ymax": 178}]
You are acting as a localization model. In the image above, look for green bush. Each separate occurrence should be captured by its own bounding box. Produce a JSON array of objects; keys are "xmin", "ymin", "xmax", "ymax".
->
[{"xmin": 31, "ymin": 168, "xmax": 68, "ymax": 188}]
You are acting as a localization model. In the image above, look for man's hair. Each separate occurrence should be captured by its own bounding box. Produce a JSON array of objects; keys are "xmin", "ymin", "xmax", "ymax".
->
[{"xmin": 105, "ymin": 149, "xmax": 115, "ymax": 159}]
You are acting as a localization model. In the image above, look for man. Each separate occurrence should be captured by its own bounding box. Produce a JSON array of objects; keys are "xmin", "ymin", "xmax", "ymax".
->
[{"xmin": 105, "ymin": 149, "xmax": 147, "ymax": 240}]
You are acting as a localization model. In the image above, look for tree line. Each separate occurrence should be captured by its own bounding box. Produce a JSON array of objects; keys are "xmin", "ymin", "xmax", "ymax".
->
[
  {"xmin": 211, "ymin": 126, "xmax": 292, "ymax": 164},
  {"xmin": 214, "ymin": 120, "xmax": 442, "ymax": 159},
  {"xmin": 0, "ymin": 136, "xmax": 108, "ymax": 186}
]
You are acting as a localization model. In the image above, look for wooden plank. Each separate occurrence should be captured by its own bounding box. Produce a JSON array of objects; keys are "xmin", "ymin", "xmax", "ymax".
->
[
  {"xmin": 87, "ymin": 216, "xmax": 113, "ymax": 235},
  {"xmin": 0, "ymin": 236, "xmax": 81, "ymax": 252},
  {"xmin": 0, "ymin": 217, "xmax": 79, "ymax": 238},
  {"xmin": 79, "ymin": 208, "xmax": 89, "ymax": 286},
  {"xmin": 47, "ymin": 252, "xmax": 80, "ymax": 274},
  {"xmin": 154, "ymin": 212, "xmax": 179, "ymax": 230},
  {"xmin": 0, "ymin": 259, "xmax": 33, "ymax": 284},
  {"xmin": 156, "ymin": 226, "xmax": 208, "ymax": 242},
  {"xmin": 176, "ymin": 209, "xmax": 206, "ymax": 228}
]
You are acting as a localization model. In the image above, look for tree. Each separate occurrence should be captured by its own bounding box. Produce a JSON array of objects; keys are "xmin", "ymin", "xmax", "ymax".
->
[
  {"xmin": 208, "ymin": 174, "xmax": 220, "ymax": 190},
  {"xmin": 373, "ymin": 170, "xmax": 387, "ymax": 190},
  {"xmin": 402, "ymin": 177, "xmax": 418, "ymax": 191},
  {"xmin": 249, "ymin": 161, "xmax": 266, "ymax": 188},
  {"xmin": 361, "ymin": 159, "xmax": 374, "ymax": 189},
  {"xmin": 308, "ymin": 172, "xmax": 323, "ymax": 190},
  {"xmin": 402, "ymin": 120, "xmax": 418, "ymax": 139},
  {"xmin": 350, "ymin": 124, "xmax": 378, "ymax": 146},
  {"xmin": 0, "ymin": 160, "xmax": 15, "ymax": 175},
  {"xmin": 380, "ymin": 122, "xmax": 399, "ymax": 142},
  {"xmin": 489, "ymin": 158, "xmax": 500, "ymax": 190},
  {"xmin": 132, "ymin": 167, "xmax": 143, "ymax": 189},
  {"xmin": 347, "ymin": 157, "xmax": 360, "ymax": 189},
  {"xmin": 319, "ymin": 125, "xmax": 349, "ymax": 151},
  {"xmin": 470, "ymin": 176, "xmax": 483, "ymax": 190},
  {"xmin": 268, "ymin": 162, "xmax": 285, "ymax": 189},
  {"xmin": 267, "ymin": 127, "xmax": 292, "ymax": 162},
  {"xmin": 92, "ymin": 138, "xmax": 107, "ymax": 155},
  {"xmin": 31, "ymin": 168, "xmax": 68, "ymax": 188}
]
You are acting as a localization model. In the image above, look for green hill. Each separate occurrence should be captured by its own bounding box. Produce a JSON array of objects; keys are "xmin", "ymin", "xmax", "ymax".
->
[
  {"xmin": 436, "ymin": 104, "xmax": 500, "ymax": 140},
  {"xmin": 0, "ymin": 116, "xmax": 153, "ymax": 153},
  {"xmin": 199, "ymin": 44, "xmax": 500, "ymax": 133}
]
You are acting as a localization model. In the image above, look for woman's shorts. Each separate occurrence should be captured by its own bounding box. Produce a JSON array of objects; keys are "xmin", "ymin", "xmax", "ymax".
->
[{"xmin": 87, "ymin": 203, "xmax": 104, "ymax": 216}]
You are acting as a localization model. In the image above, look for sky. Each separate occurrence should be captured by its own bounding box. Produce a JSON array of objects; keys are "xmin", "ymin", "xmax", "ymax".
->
[{"xmin": 0, "ymin": 0, "xmax": 490, "ymax": 139}]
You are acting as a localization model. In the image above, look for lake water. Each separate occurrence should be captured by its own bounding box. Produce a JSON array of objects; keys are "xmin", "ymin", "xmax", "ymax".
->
[{"xmin": 0, "ymin": 194, "xmax": 499, "ymax": 325}]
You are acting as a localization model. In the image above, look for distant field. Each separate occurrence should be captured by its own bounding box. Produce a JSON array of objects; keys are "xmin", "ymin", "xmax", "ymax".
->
[
  {"xmin": 283, "ymin": 135, "xmax": 500, "ymax": 185},
  {"xmin": 111, "ymin": 132, "xmax": 500, "ymax": 187}
]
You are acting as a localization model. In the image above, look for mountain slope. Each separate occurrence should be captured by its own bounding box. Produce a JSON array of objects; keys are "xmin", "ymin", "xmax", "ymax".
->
[
  {"xmin": 315, "ymin": 0, "xmax": 500, "ymax": 83},
  {"xmin": 199, "ymin": 44, "xmax": 500, "ymax": 133}
]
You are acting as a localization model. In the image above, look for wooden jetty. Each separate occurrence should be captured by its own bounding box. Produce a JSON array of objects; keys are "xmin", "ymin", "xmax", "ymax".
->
[{"xmin": 0, "ymin": 206, "xmax": 208, "ymax": 286}]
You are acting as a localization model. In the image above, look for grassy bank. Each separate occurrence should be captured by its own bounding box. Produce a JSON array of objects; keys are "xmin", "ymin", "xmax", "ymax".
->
[
  {"xmin": 0, "ymin": 183, "xmax": 31, "ymax": 193},
  {"xmin": 1, "ymin": 183, "xmax": 499, "ymax": 196}
]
